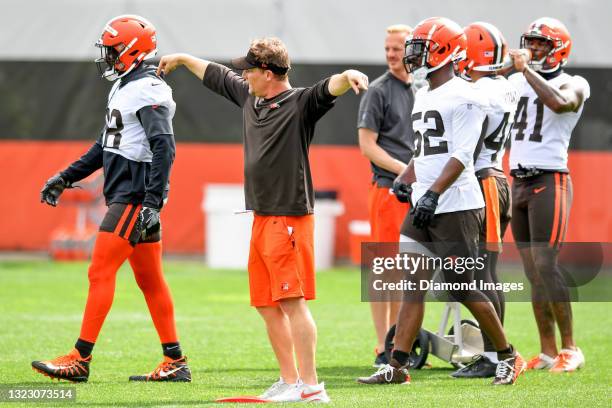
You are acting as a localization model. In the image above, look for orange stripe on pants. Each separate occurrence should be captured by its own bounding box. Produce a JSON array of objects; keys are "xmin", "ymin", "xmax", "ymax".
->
[
  {"xmin": 122, "ymin": 204, "xmax": 142, "ymax": 239},
  {"xmin": 481, "ymin": 177, "xmax": 502, "ymax": 252},
  {"xmin": 558, "ymin": 174, "xmax": 568, "ymax": 245},
  {"xmin": 113, "ymin": 204, "xmax": 133, "ymax": 235},
  {"xmin": 549, "ymin": 173, "xmax": 561, "ymax": 246}
]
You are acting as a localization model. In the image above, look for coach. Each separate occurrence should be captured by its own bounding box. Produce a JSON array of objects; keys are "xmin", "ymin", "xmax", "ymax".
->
[
  {"xmin": 157, "ymin": 37, "xmax": 368, "ymax": 402},
  {"xmin": 357, "ymin": 24, "xmax": 415, "ymax": 368}
]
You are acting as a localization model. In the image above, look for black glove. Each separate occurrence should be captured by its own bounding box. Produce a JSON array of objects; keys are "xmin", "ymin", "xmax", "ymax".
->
[
  {"xmin": 136, "ymin": 207, "xmax": 161, "ymax": 241},
  {"xmin": 392, "ymin": 179, "xmax": 413, "ymax": 205},
  {"xmin": 411, "ymin": 190, "xmax": 440, "ymax": 229},
  {"xmin": 40, "ymin": 174, "xmax": 71, "ymax": 207}
]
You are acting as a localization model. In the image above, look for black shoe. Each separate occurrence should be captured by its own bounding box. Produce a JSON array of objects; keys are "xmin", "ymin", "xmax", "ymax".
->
[
  {"xmin": 31, "ymin": 348, "xmax": 91, "ymax": 383},
  {"xmin": 373, "ymin": 351, "xmax": 388, "ymax": 368},
  {"xmin": 129, "ymin": 356, "xmax": 191, "ymax": 382},
  {"xmin": 451, "ymin": 355, "xmax": 497, "ymax": 378},
  {"xmin": 492, "ymin": 353, "xmax": 526, "ymax": 385}
]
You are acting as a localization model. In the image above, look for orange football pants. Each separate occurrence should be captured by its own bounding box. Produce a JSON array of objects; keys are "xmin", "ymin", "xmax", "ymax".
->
[{"xmin": 79, "ymin": 203, "xmax": 178, "ymax": 344}]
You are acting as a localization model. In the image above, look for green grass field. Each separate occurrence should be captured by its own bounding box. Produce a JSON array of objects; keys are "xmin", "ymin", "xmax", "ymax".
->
[{"xmin": 0, "ymin": 260, "xmax": 610, "ymax": 407}]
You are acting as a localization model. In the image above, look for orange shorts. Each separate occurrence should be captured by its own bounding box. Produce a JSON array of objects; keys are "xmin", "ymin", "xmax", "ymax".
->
[
  {"xmin": 248, "ymin": 214, "xmax": 315, "ymax": 307},
  {"xmin": 368, "ymin": 183, "xmax": 410, "ymax": 242}
]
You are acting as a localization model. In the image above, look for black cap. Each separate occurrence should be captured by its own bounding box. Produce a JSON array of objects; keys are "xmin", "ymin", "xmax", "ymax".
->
[{"xmin": 230, "ymin": 50, "xmax": 289, "ymax": 75}]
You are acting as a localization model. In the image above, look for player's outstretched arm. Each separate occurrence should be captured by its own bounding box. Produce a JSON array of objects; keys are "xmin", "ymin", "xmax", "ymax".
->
[
  {"xmin": 157, "ymin": 53, "xmax": 211, "ymax": 81},
  {"xmin": 41, "ymin": 141, "xmax": 104, "ymax": 207},
  {"xmin": 509, "ymin": 48, "xmax": 586, "ymax": 113},
  {"xmin": 328, "ymin": 70, "xmax": 369, "ymax": 96}
]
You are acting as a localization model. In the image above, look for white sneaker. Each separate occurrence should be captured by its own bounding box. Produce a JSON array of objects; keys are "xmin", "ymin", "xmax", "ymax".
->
[
  {"xmin": 549, "ymin": 347, "xmax": 585, "ymax": 373},
  {"xmin": 298, "ymin": 382, "xmax": 330, "ymax": 403},
  {"xmin": 259, "ymin": 377, "xmax": 295, "ymax": 399},
  {"xmin": 526, "ymin": 353, "xmax": 556, "ymax": 370},
  {"xmin": 267, "ymin": 380, "xmax": 330, "ymax": 403}
]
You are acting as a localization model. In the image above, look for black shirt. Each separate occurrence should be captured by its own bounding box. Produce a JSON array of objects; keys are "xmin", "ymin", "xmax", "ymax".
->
[
  {"xmin": 202, "ymin": 63, "xmax": 337, "ymax": 215},
  {"xmin": 357, "ymin": 71, "xmax": 415, "ymax": 187}
]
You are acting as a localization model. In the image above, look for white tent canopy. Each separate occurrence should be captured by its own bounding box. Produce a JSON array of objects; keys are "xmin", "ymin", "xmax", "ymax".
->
[{"xmin": 1, "ymin": 0, "xmax": 609, "ymax": 66}]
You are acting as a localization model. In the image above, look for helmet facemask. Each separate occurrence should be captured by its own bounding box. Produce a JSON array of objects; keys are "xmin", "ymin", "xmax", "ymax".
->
[
  {"xmin": 95, "ymin": 42, "xmax": 129, "ymax": 82},
  {"xmin": 404, "ymin": 38, "xmax": 465, "ymax": 78},
  {"xmin": 521, "ymin": 35, "xmax": 557, "ymax": 73},
  {"xmin": 403, "ymin": 39, "xmax": 431, "ymax": 75}
]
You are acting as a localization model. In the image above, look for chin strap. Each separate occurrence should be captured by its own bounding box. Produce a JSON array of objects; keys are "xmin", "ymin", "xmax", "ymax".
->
[
  {"xmin": 103, "ymin": 63, "xmax": 137, "ymax": 82},
  {"xmin": 538, "ymin": 67, "xmax": 563, "ymax": 80}
]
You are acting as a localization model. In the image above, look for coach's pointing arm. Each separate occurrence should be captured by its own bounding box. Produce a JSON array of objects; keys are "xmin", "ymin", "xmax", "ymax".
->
[
  {"xmin": 157, "ymin": 53, "xmax": 210, "ymax": 80},
  {"xmin": 327, "ymin": 70, "xmax": 369, "ymax": 96},
  {"xmin": 157, "ymin": 53, "xmax": 249, "ymax": 108},
  {"xmin": 158, "ymin": 55, "xmax": 368, "ymax": 96}
]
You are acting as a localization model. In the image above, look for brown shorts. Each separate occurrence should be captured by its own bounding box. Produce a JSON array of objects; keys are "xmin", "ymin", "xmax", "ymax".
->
[
  {"xmin": 478, "ymin": 175, "xmax": 511, "ymax": 251},
  {"xmin": 511, "ymin": 172, "xmax": 572, "ymax": 249},
  {"xmin": 400, "ymin": 209, "xmax": 484, "ymax": 302},
  {"xmin": 248, "ymin": 214, "xmax": 315, "ymax": 307},
  {"xmin": 368, "ymin": 183, "xmax": 410, "ymax": 242},
  {"xmin": 400, "ymin": 208, "xmax": 483, "ymax": 260},
  {"xmin": 99, "ymin": 203, "xmax": 161, "ymax": 245}
]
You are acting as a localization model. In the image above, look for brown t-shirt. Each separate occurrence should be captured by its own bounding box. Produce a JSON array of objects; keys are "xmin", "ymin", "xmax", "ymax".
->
[{"xmin": 202, "ymin": 63, "xmax": 337, "ymax": 215}]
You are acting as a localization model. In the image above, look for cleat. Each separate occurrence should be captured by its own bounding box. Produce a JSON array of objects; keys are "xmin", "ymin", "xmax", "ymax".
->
[
  {"xmin": 129, "ymin": 356, "xmax": 191, "ymax": 382},
  {"xmin": 526, "ymin": 353, "xmax": 556, "ymax": 370},
  {"xmin": 267, "ymin": 380, "xmax": 330, "ymax": 403},
  {"xmin": 31, "ymin": 348, "xmax": 91, "ymax": 383},
  {"xmin": 492, "ymin": 353, "xmax": 526, "ymax": 385},
  {"xmin": 373, "ymin": 350, "xmax": 388, "ymax": 368},
  {"xmin": 356, "ymin": 364, "xmax": 411, "ymax": 385},
  {"xmin": 451, "ymin": 355, "xmax": 497, "ymax": 378},
  {"xmin": 549, "ymin": 348, "xmax": 585, "ymax": 373},
  {"xmin": 258, "ymin": 377, "xmax": 295, "ymax": 399}
]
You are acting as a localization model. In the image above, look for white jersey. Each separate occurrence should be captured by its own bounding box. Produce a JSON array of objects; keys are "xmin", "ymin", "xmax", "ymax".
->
[
  {"xmin": 473, "ymin": 76, "xmax": 519, "ymax": 172},
  {"xmin": 508, "ymin": 72, "xmax": 590, "ymax": 170},
  {"xmin": 103, "ymin": 73, "xmax": 176, "ymax": 162},
  {"xmin": 411, "ymin": 76, "xmax": 486, "ymax": 213}
]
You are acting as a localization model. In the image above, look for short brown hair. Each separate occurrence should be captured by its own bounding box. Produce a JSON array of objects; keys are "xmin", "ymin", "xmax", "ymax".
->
[{"xmin": 249, "ymin": 37, "xmax": 291, "ymax": 79}]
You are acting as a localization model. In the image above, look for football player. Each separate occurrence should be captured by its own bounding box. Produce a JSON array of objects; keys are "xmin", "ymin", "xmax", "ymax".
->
[
  {"xmin": 508, "ymin": 17, "xmax": 589, "ymax": 372},
  {"xmin": 32, "ymin": 15, "xmax": 190, "ymax": 383},
  {"xmin": 452, "ymin": 22, "xmax": 519, "ymax": 378},
  {"xmin": 357, "ymin": 17, "xmax": 525, "ymax": 386}
]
